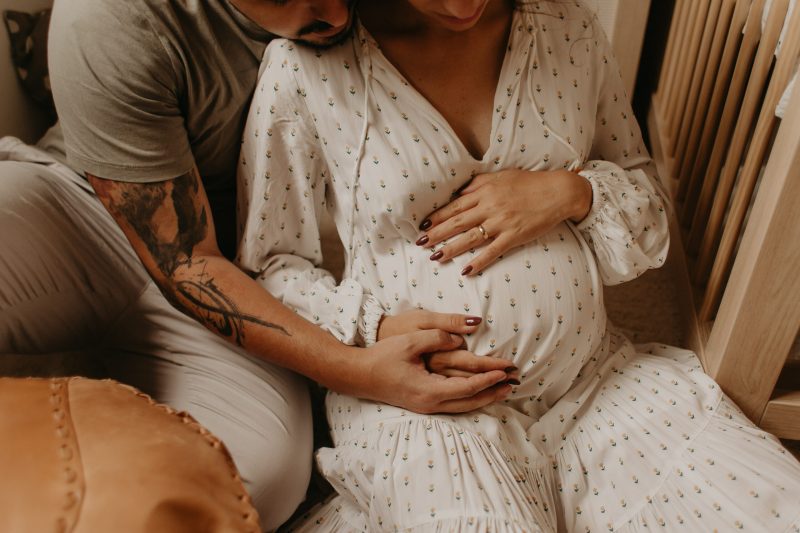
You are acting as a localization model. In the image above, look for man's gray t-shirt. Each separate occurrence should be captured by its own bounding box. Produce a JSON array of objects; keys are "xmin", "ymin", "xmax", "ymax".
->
[{"xmin": 49, "ymin": 0, "xmax": 272, "ymax": 254}]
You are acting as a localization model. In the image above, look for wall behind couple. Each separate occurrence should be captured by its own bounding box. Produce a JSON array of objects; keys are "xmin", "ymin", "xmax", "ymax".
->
[
  {"xmin": 585, "ymin": 0, "xmax": 651, "ymax": 97},
  {"xmin": 0, "ymin": 0, "xmax": 53, "ymax": 143}
]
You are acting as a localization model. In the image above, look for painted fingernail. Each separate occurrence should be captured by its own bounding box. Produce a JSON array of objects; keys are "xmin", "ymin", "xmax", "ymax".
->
[
  {"xmin": 416, "ymin": 235, "xmax": 429, "ymax": 246},
  {"xmin": 461, "ymin": 265, "xmax": 473, "ymax": 276},
  {"xmin": 465, "ymin": 316, "xmax": 482, "ymax": 326},
  {"xmin": 504, "ymin": 366, "xmax": 519, "ymax": 373},
  {"xmin": 505, "ymin": 378, "xmax": 521, "ymax": 386},
  {"xmin": 429, "ymin": 250, "xmax": 444, "ymax": 261},
  {"xmin": 419, "ymin": 219, "xmax": 432, "ymax": 230}
]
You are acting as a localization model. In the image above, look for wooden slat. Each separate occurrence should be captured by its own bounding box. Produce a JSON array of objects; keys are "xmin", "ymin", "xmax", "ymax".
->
[
  {"xmin": 760, "ymin": 391, "xmax": 800, "ymax": 440},
  {"xmin": 676, "ymin": 0, "xmax": 745, "ymax": 204},
  {"xmin": 666, "ymin": 0, "xmax": 711, "ymax": 151},
  {"xmin": 693, "ymin": 0, "xmax": 790, "ymax": 290},
  {"xmin": 658, "ymin": 0, "xmax": 692, "ymax": 124},
  {"xmin": 673, "ymin": 0, "xmax": 727, "ymax": 188},
  {"xmin": 700, "ymin": 0, "xmax": 800, "ymax": 319},
  {"xmin": 656, "ymin": 0, "xmax": 687, "ymax": 98},
  {"xmin": 673, "ymin": 0, "xmax": 722, "ymax": 165},
  {"xmin": 702, "ymin": 80, "xmax": 800, "ymax": 422},
  {"xmin": 663, "ymin": 0, "xmax": 703, "ymax": 133},
  {"xmin": 684, "ymin": 0, "xmax": 767, "ymax": 253}
]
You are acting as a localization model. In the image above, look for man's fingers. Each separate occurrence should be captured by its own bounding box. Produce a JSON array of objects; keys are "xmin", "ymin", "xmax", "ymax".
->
[
  {"xmin": 434, "ymin": 381, "xmax": 513, "ymax": 413},
  {"xmin": 424, "ymin": 369, "xmax": 509, "ymax": 404},
  {"xmin": 400, "ymin": 328, "xmax": 464, "ymax": 356},
  {"xmin": 426, "ymin": 350, "xmax": 464, "ymax": 373},
  {"xmin": 435, "ymin": 368, "xmax": 479, "ymax": 378},
  {"xmin": 428, "ymin": 350, "xmax": 516, "ymax": 374}
]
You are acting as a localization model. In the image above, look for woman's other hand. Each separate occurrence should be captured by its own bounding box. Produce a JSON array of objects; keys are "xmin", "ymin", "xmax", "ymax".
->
[
  {"xmin": 378, "ymin": 309, "xmax": 519, "ymax": 380},
  {"xmin": 377, "ymin": 309, "xmax": 482, "ymax": 341},
  {"xmin": 416, "ymin": 169, "xmax": 592, "ymax": 275}
]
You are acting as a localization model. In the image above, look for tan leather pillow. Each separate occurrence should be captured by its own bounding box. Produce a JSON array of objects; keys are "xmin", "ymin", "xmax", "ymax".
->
[{"xmin": 0, "ymin": 377, "xmax": 260, "ymax": 533}]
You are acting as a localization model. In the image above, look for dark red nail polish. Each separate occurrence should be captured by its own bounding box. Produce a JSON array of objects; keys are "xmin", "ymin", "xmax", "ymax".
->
[
  {"xmin": 419, "ymin": 219, "xmax": 432, "ymax": 231},
  {"xmin": 506, "ymin": 378, "xmax": 521, "ymax": 386},
  {"xmin": 465, "ymin": 316, "xmax": 482, "ymax": 326},
  {"xmin": 504, "ymin": 366, "xmax": 519, "ymax": 373},
  {"xmin": 461, "ymin": 265, "xmax": 473, "ymax": 276},
  {"xmin": 429, "ymin": 250, "xmax": 444, "ymax": 261},
  {"xmin": 416, "ymin": 235, "xmax": 429, "ymax": 246}
]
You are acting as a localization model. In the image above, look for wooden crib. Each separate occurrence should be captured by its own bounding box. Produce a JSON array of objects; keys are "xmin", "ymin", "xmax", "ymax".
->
[{"xmin": 646, "ymin": 0, "xmax": 800, "ymax": 439}]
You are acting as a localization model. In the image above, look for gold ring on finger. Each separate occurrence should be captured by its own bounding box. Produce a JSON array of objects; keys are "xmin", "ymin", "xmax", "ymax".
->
[{"xmin": 477, "ymin": 224, "xmax": 489, "ymax": 240}]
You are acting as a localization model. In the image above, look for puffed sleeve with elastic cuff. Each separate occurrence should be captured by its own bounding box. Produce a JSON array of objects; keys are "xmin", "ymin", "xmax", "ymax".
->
[
  {"xmin": 236, "ymin": 41, "xmax": 385, "ymax": 346},
  {"xmin": 574, "ymin": 17, "xmax": 671, "ymax": 286}
]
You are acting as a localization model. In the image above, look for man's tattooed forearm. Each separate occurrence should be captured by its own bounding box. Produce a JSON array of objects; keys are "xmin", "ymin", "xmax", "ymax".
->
[
  {"xmin": 110, "ymin": 170, "xmax": 207, "ymax": 277},
  {"xmin": 95, "ymin": 171, "xmax": 291, "ymax": 344},
  {"xmin": 174, "ymin": 276, "xmax": 289, "ymax": 345},
  {"xmin": 154, "ymin": 262, "xmax": 290, "ymax": 346}
]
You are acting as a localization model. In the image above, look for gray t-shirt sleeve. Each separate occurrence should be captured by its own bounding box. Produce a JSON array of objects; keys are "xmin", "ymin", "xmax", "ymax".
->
[{"xmin": 48, "ymin": 0, "xmax": 194, "ymax": 181}]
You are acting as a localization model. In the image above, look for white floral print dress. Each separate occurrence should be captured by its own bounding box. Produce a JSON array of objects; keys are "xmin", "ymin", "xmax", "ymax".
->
[{"xmin": 237, "ymin": 2, "xmax": 800, "ymax": 531}]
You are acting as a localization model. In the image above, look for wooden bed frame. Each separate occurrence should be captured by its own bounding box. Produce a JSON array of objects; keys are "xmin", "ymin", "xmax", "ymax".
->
[{"xmin": 647, "ymin": 0, "xmax": 800, "ymax": 439}]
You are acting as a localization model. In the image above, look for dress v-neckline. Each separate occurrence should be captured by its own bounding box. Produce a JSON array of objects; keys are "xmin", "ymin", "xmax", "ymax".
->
[{"xmin": 356, "ymin": 10, "xmax": 521, "ymax": 163}]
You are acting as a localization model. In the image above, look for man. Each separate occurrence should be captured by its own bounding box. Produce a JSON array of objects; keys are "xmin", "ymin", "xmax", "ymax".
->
[{"xmin": 0, "ymin": 0, "xmax": 514, "ymax": 528}]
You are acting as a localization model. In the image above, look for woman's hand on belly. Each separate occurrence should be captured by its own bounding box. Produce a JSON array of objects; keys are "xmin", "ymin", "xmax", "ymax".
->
[
  {"xmin": 378, "ymin": 309, "xmax": 520, "ymax": 381},
  {"xmin": 415, "ymin": 169, "xmax": 593, "ymax": 275}
]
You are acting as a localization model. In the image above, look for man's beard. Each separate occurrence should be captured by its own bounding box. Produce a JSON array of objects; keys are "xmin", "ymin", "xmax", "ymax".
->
[{"xmin": 295, "ymin": 0, "xmax": 359, "ymax": 49}]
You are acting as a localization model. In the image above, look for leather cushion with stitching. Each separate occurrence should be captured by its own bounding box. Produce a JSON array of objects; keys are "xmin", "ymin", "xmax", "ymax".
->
[{"xmin": 0, "ymin": 377, "xmax": 261, "ymax": 533}]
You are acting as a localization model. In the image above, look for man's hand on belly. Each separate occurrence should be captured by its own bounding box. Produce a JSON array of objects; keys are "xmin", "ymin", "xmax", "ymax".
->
[
  {"xmin": 378, "ymin": 309, "xmax": 520, "ymax": 381},
  {"xmin": 352, "ymin": 329, "xmax": 515, "ymax": 414}
]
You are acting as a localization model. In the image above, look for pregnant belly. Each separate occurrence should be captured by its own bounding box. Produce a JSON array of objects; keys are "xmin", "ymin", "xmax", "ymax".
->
[{"xmin": 365, "ymin": 223, "xmax": 606, "ymax": 390}]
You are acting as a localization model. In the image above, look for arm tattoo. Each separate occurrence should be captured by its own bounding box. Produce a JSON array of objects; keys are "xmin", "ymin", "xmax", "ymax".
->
[
  {"xmin": 96, "ymin": 170, "xmax": 290, "ymax": 344},
  {"xmin": 172, "ymin": 261, "xmax": 289, "ymax": 345},
  {"xmin": 113, "ymin": 169, "xmax": 206, "ymax": 277}
]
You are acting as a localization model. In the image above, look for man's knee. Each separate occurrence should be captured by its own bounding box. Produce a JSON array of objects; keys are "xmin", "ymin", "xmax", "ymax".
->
[
  {"xmin": 179, "ymin": 368, "xmax": 314, "ymax": 531},
  {"xmin": 0, "ymin": 161, "xmax": 145, "ymax": 353},
  {"xmin": 0, "ymin": 161, "xmax": 65, "ymax": 221},
  {"xmin": 247, "ymin": 418, "xmax": 314, "ymax": 531},
  {"xmin": 0, "ymin": 161, "xmax": 104, "ymax": 251}
]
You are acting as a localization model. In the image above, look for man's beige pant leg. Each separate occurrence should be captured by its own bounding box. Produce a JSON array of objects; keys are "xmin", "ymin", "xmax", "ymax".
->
[{"xmin": 0, "ymin": 155, "xmax": 312, "ymax": 531}]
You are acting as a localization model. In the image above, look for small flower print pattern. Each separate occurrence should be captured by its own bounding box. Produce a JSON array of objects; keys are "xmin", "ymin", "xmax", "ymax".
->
[{"xmin": 237, "ymin": 3, "xmax": 800, "ymax": 532}]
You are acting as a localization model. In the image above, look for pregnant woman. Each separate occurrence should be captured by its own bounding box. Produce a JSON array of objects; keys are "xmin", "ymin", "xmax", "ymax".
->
[{"xmin": 237, "ymin": 0, "xmax": 800, "ymax": 530}]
